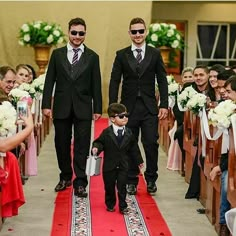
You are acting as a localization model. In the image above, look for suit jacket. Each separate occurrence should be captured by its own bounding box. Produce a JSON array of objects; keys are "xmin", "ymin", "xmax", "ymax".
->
[
  {"xmin": 92, "ymin": 126, "xmax": 143, "ymax": 172},
  {"xmin": 109, "ymin": 45, "xmax": 168, "ymax": 115},
  {"xmin": 42, "ymin": 45, "xmax": 102, "ymax": 120}
]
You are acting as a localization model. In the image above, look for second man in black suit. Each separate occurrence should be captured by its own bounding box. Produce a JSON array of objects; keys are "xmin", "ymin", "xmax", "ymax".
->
[
  {"xmin": 109, "ymin": 17, "xmax": 168, "ymax": 195},
  {"xmin": 42, "ymin": 17, "xmax": 102, "ymax": 197}
]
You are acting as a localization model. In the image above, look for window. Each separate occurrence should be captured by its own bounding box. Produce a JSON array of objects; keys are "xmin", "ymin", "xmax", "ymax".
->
[{"xmin": 197, "ymin": 23, "xmax": 236, "ymax": 67}]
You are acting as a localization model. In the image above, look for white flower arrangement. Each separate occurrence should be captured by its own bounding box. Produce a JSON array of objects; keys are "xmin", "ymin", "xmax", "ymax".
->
[
  {"xmin": 18, "ymin": 83, "xmax": 36, "ymax": 99},
  {"xmin": 18, "ymin": 20, "xmax": 66, "ymax": 46},
  {"xmin": 167, "ymin": 74, "xmax": 179, "ymax": 97},
  {"xmin": 177, "ymin": 86, "xmax": 198, "ymax": 110},
  {"xmin": 146, "ymin": 23, "xmax": 184, "ymax": 50},
  {"xmin": 31, "ymin": 73, "xmax": 45, "ymax": 95},
  {"xmin": 186, "ymin": 93, "xmax": 207, "ymax": 115},
  {"xmin": 8, "ymin": 88, "xmax": 30, "ymax": 108},
  {"xmin": 0, "ymin": 101, "xmax": 17, "ymax": 137},
  {"xmin": 208, "ymin": 100, "xmax": 236, "ymax": 129}
]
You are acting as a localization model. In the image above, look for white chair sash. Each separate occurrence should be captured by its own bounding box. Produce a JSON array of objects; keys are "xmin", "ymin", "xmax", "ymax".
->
[{"xmin": 231, "ymin": 114, "xmax": 236, "ymax": 156}]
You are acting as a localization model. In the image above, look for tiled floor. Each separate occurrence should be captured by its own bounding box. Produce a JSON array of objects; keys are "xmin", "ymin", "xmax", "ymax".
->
[{"xmin": 0, "ymin": 124, "xmax": 217, "ymax": 236}]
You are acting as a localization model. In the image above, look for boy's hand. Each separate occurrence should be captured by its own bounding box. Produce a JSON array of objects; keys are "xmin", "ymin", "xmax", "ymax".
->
[{"xmin": 92, "ymin": 147, "xmax": 98, "ymax": 155}]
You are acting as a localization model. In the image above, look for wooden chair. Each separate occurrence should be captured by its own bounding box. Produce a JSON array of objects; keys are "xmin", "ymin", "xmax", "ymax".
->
[
  {"xmin": 183, "ymin": 111, "xmax": 198, "ymax": 183},
  {"xmin": 202, "ymin": 125, "xmax": 222, "ymax": 225},
  {"xmin": 227, "ymin": 127, "xmax": 236, "ymax": 208}
]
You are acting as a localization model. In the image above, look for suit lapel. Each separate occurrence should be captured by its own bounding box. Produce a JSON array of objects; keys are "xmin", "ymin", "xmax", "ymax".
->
[
  {"xmin": 126, "ymin": 47, "xmax": 137, "ymax": 73},
  {"xmin": 74, "ymin": 46, "xmax": 92, "ymax": 79},
  {"xmin": 139, "ymin": 45, "xmax": 153, "ymax": 77},
  {"xmin": 125, "ymin": 45, "xmax": 153, "ymax": 77},
  {"xmin": 108, "ymin": 126, "xmax": 120, "ymax": 148},
  {"xmin": 60, "ymin": 47, "xmax": 72, "ymax": 79}
]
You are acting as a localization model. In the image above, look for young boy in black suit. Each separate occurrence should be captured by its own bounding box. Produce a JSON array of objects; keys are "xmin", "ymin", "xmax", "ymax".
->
[{"xmin": 91, "ymin": 103, "xmax": 143, "ymax": 214}]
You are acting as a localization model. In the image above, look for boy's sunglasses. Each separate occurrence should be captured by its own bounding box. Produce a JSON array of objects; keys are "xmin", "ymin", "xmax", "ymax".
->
[
  {"xmin": 113, "ymin": 113, "xmax": 129, "ymax": 119},
  {"xmin": 130, "ymin": 29, "xmax": 145, "ymax": 35},
  {"xmin": 70, "ymin": 30, "xmax": 86, "ymax": 36}
]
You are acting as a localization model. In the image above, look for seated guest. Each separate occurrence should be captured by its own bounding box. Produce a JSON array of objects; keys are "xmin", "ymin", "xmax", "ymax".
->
[
  {"xmin": 14, "ymin": 64, "xmax": 30, "ymax": 88},
  {"xmin": 25, "ymin": 64, "xmax": 37, "ymax": 83},
  {"xmin": 209, "ymin": 76, "xmax": 236, "ymax": 236},
  {"xmin": 167, "ymin": 67, "xmax": 194, "ymax": 171},
  {"xmin": 208, "ymin": 64, "xmax": 225, "ymax": 101},
  {"xmin": 0, "ymin": 108, "xmax": 33, "ymax": 217}
]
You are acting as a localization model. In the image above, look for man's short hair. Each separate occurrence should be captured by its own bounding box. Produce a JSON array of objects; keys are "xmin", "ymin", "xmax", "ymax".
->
[
  {"xmin": 224, "ymin": 75, "xmax": 236, "ymax": 91},
  {"xmin": 107, "ymin": 103, "xmax": 127, "ymax": 117},
  {"xmin": 210, "ymin": 64, "xmax": 225, "ymax": 74},
  {"xmin": 193, "ymin": 64, "xmax": 209, "ymax": 74},
  {"xmin": 68, "ymin": 17, "xmax": 86, "ymax": 31},
  {"xmin": 129, "ymin": 17, "xmax": 146, "ymax": 29},
  {"xmin": 0, "ymin": 66, "xmax": 16, "ymax": 81},
  {"xmin": 217, "ymin": 69, "xmax": 236, "ymax": 81}
]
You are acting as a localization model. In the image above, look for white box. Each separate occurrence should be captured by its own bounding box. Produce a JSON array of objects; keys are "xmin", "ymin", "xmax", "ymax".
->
[{"xmin": 85, "ymin": 155, "xmax": 102, "ymax": 176}]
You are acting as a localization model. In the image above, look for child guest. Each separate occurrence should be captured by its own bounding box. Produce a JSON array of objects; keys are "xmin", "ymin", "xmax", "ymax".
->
[{"xmin": 91, "ymin": 103, "xmax": 143, "ymax": 214}]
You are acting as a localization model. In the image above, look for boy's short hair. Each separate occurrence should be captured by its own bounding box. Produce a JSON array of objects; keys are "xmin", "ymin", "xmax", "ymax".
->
[{"xmin": 107, "ymin": 103, "xmax": 127, "ymax": 117}]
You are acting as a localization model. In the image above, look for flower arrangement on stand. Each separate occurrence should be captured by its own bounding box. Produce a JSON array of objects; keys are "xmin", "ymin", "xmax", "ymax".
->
[
  {"xmin": 146, "ymin": 23, "xmax": 184, "ymax": 50},
  {"xmin": 208, "ymin": 100, "xmax": 236, "ymax": 129},
  {"xmin": 146, "ymin": 23, "xmax": 184, "ymax": 67},
  {"xmin": 18, "ymin": 20, "xmax": 66, "ymax": 75},
  {"xmin": 18, "ymin": 83, "xmax": 36, "ymax": 99},
  {"xmin": 31, "ymin": 73, "xmax": 45, "ymax": 97},
  {"xmin": 18, "ymin": 21, "xmax": 66, "ymax": 46}
]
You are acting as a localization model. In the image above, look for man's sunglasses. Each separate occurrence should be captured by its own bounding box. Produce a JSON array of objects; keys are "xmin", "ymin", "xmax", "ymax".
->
[
  {"xmin": 130, "ymin": 29, "xmax": 145, "ymax": 35},
  {"xmin": 113, "ymin": 113, "xmax": 130, "ymax": 119},
  {"xmin": 70, "ymin": 30, "xmax": 86, "ymax": 36}
]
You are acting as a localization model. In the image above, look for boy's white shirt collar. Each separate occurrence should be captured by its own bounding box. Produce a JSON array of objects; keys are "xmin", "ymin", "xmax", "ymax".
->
[{"xmin": 112, "ymin": 124, "xmax": 125, "ymax": 136}]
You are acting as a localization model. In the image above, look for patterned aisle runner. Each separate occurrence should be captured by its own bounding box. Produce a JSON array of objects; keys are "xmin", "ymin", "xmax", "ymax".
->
[{"xmin": 71, "ymin": 186, "xmax": 150, "ymax": 236}]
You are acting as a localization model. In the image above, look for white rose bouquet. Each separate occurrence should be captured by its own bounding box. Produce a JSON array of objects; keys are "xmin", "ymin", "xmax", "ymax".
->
[
  {"xmin": 31, "ymin": 73, "xmax": 45, "ymax": 95},
  {"xmin": 208, "ymin": 100, "xmax": 236, "ymax": 129},
  {"xmin": 8, "ymin": 88, "xmax": 30, "ymax": 108},
  {"xmin": 0, "ymin": 101, "xmax": 17, "ymax": 137},
  {"xmin": 18, "ymin": 20, "xmax": 66, "ymax": 46},
  {"xmin": 177, "ymin": 86, "xmax": 198, "ymax": 110},
  {"xmin": 186, "ymin": 93, "xmax": 207, "ymax": 115},
  {"xmin": 18, "ymin": 83, "xmax": 36, "ymax": 99}
]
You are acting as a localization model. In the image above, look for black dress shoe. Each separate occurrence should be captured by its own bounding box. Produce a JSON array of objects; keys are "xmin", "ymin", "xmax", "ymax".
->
[
  {"xmin": 106, "ymin": 207, "xmax": 115, "ymax": 212},
  {"xmin": 126, "ymin": 184, "xmax": 137, "ymax": 195},
  {"xmin": 147, "ymin": 182, "xmax": 157, "ymax": 194},
  {"xmin": 54, "ymin": 180, "xmax": 72, "ymax": 192},
  {"xmin": 74, "ymin": 186, "xmax": 88, "ymax": 198},
  {"xmin": 120, "ymin": 208, "xmax": 128, "ymax": 215}
]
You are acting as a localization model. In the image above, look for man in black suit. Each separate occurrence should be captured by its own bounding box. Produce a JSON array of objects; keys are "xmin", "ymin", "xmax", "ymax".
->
[
  {"xmin": 42, "ymin": 17, "xmax": 102, "ymax": 198},
  {"xmin": 109, "ymin": 17, "xmax": 168, "ymax": 195}
]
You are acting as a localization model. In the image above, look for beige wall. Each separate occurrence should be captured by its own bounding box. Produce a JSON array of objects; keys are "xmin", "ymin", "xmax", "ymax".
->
[
  {"xmin": 0, "ymin": 1, "xmax": 152, "ymax": 112},
  {"xmin": 152, "ymin": 2, "xmax": 236, "ymax": 68}
]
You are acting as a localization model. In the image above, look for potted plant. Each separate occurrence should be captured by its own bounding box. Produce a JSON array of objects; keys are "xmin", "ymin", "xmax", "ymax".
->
[
  {"xmin": 146, "ymin": 23, "xmax": 184, "ymax": 66},
  {"xmin": 18, "ymin": 20, "xmax": 66, "ymax": 74}
]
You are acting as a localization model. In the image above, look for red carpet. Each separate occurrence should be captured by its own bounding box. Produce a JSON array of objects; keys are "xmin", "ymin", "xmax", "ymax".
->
[{"xmin": 51, "ymin": 118, "xmax": 172, "ymax": 236}]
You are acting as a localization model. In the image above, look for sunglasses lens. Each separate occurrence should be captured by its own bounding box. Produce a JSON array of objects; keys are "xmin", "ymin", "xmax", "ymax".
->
[
  {"xmin": 78, "ymin": 31, "xmax": 86, "ymax": 36},
  {"xmin": 131, "ymin": 30, "xmax": 137, "ymax": 35},
  {"xmin": 118, "ymin": 113, "xmax": 129, "ymax": 119},
  {"xmin": 70, "ymin": 30, "xmax": 86, "ymax": 36},
  {"xmin": 138, "ymin": 29, "xmax": 145, "ymax": 34},
  {"xmin": 70, "ymin": 30, "xmax": 77, "ymax": 36}
]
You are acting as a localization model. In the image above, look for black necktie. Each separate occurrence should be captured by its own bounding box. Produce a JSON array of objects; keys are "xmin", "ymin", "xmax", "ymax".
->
[
  {"xmin": 72, "ymin": 48, "xmax": 80, "ymax": 65},
  {"xmin": 117, "ymin": 129, "xmax": 123, "ymax": 145},
  {"xmin": 136, "ymin": 49, "xmax": 142, "ymax": 64}
]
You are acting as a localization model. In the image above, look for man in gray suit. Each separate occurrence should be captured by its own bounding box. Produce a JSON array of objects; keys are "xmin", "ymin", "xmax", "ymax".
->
[
  {"xmin": 109, "ymin": 17, "xmax": 168, "ymax": 195},
  {"xmin": 42, "ymin": 17, "xmax": 102, "ymax": 197}
]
